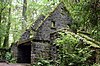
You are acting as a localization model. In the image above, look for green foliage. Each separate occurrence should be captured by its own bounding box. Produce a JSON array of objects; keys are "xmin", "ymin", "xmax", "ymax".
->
[
  {"xmin": 55, "ymin": 32, "xmax": 93, "ymax": 66},
  {"xmin": 27, "ymin": 0, "xmax": 59, "ymax": 28},
  {"xmin": 0, "ymin": 0, "xmax": 99, "ymax": 64},
  {"xmin": 64, "ymin": 0, "xmax": 91, "ymax": 29},
  {"xmin": 0, "ymin": 0, "xmax": 60, "ymax": 47},
  {"xmin": 63, "ymin": 0, "xmax": 100, "ymax": 41},
  {"xmin": 0, "ymin": 50, "xmax": 16, "ymax": 63},
  {"xmin": 32, "ymin": 58, "xmax": 52, "ymax": 66},
  {"xmin": 92, "ymin": 63, "xmax": 100, "ymax": 66},
  {"xmin": 5, "ymin": 52, "xmax": 16, "ymax": 63}
]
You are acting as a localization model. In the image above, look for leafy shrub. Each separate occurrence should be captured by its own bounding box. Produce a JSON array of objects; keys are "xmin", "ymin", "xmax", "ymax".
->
[
  {"xmin": 32, "ymin": 58, "xmax": 52, "ymax": 66},
  {"xmin": 5, "ymin": 52, "xmax": 16, "ymax": 63},
  {"xmin": 92, "ymin": 63, "xmax": 100, "ymax": 66},
  {"xmin": 55, "ymin": 32, "xmax": 93, "ymax": 66}
]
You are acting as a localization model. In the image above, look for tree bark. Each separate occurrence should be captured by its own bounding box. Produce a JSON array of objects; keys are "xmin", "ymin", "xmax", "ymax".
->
[
  {"xmin": 0, "ymin": 13, "xmax": 2, "ymax": 47},
  {"xmin": 22, "ymin": 0, "xmax": 27, "ymax": 30},
  {"xmin": 90, "ymin": 0, "xmax": 98, "ymax": 26},
  {"xmin": 0, "ymin": 0, "xmax": 9, "ymax": 47},
  {"xmin": 3, "ymin": 1, "xmax": 11, "ymax": 47}
]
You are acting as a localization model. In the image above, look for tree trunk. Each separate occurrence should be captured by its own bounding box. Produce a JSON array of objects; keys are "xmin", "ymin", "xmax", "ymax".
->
[
  {"xmin": 0, "ymin": 1, "xmax": 2, "ymax": 47},
  {"xmin": 90, "ymin": 0, "xmax": 98, "ymax": 26},
  {"xmin": 96, "ymin": 49, "xmax": 100, "ymax": 64},
  {"xmin": 22, "ymin": 0, "xmax": 27, "ymax": 30},
  {"xmin": 3, "ymin": 1, "xmax": 11, "ymax": 48},
  {"xmin": 0, "ymin": 0, "xmax": 9, "ymax": 47},
  {"xmin": 0, "ymin": 13, "xmax": 2, "ymax": 47}
]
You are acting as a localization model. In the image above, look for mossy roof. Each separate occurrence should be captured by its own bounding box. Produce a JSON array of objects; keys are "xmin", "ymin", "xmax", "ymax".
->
[
  {"xmin": 16, "ymin": 2, "xmax": 68, "ymax": 45},
  {"xmin": 32, "ymin": 2, "xmax": 69, "ymax": 31},
  {"xmin": 51, "ymin": 28, "xmax": 100, "ymax": 49}
]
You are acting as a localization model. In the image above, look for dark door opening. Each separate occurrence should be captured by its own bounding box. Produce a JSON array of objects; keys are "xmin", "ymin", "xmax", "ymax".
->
[{"xmin": 17, "ymin": 43, "xmax": 31, "ymax": 63}]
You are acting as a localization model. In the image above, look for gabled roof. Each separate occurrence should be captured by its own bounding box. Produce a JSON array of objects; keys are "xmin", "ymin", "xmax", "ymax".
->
[
  {"xmin": 30, "ymin": 2, "xmax": 70, "ymax": 31},
  {"xmin": 31, "ymin": 15, "xmax": 45, "ymax": 31},
  {"xmin": 17, "ymin": 2, "xmax": 72, "ymax": 45}
]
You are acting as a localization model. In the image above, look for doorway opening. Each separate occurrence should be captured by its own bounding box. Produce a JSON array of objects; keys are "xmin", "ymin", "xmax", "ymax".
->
[{"xmin": 17, "ymin": 43, "xmax": 31, "ymax": 63}]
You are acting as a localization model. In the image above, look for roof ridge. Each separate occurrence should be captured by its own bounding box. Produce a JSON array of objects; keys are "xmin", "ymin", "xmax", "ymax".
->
[{"xmin": 35, "ymin": 2, "xmax": 66, "ymax": 31}]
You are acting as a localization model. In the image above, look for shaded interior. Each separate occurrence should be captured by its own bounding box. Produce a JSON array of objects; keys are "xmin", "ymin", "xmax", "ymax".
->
[{"xmin": 17, "ymin": 43, "xmax": 31, "ymax": 63}]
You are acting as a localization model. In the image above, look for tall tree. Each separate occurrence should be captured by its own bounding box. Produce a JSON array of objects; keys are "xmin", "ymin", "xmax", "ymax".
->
[
  {"xmin": 90, "ymin": 0, "xmax": 99, "ymax": 41},
  {"xmin": 0, "ymin": 0, "xmax": 8, "ymax": 47},
  {"xmin": 3, "ymin": 0, "xmax": 12, "ymax": 47},
  {"xmin": 22, "ymin": 0, "xmax": 27, "ymax": 30}
]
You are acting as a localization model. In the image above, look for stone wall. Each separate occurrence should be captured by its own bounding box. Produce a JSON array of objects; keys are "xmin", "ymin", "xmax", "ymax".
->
[
  {"xmin": 11, "ymin": 44, "xmax": 18, "ymax": 61},
  {"xmin": 31, "ymin": 41, "xmax": 50, "ymax": 63},
  {"xmin": 50, "ymin": 32, "xmax": 60, "ymax": 63},
  {"xmin": 20, "ymin": 29, "xmax": 30, "ymax": 41},
  {"xmin": 35, "ymin": 3, "xmax": 72, "ymax": 41},
  {"xmin": 96, "ymin": 49, "xmax": 100, "ymax": 63},
  {"xmin": 31, "ymin": 15, "xmax": 45, "ymax": 31},
  {"xmin": 12, "ymin": 2, "xmax": 73, "ymax": 64}
]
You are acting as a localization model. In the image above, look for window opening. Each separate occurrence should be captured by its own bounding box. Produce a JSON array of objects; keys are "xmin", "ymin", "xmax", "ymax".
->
[{"xmin": 51, "ymin": 21, "xmax": 55, "ymax": 28}]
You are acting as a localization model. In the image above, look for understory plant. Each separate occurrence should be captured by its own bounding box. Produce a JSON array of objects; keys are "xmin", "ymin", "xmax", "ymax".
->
[
  {"xmin": 32, "ymin": 31, "xmax": 97, "ymax": 66},
  {"xmin": 5, "ymin": 52, "xmax": 16, "ymax": 63},
  {"xmin": 55, "ymin": 32, "xmax": 94, "ymax": 66},
  {"xmin": 92, "ymin": 63, "xmax": 100, "ymax": 66},
  {"xmin": 32, "ymin": 58, "xmax": 52, "ymax": 66}
]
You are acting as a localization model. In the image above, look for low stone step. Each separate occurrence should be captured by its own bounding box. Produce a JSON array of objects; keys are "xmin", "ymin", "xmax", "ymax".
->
[{"xmin": 0, "ymin": 63, "xmax": 30, "ymax": 66}]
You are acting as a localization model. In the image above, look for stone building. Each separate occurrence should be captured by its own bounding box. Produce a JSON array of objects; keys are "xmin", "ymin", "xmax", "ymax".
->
[
  {"xmin": 11, "ymin": 2, "xmax": 100, "ymax": 64},
  {"xmin": 11, "ymin": 2, "xmax": 73, "ymax": 64}
]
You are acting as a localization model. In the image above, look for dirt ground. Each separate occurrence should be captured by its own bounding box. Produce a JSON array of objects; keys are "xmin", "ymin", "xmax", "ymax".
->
[{"xmin": 0, "ymin": 63, "xmax": 30, "ymax": 66}]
